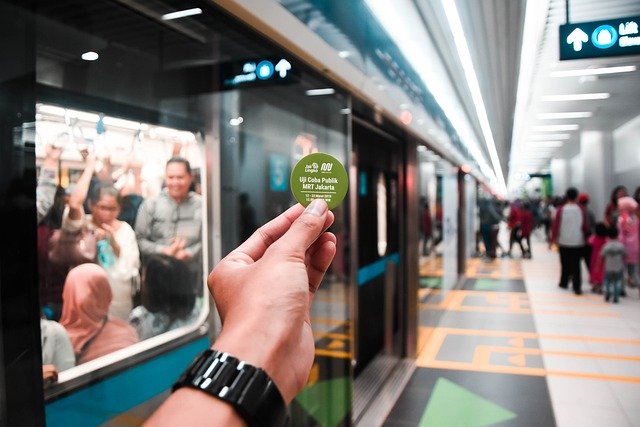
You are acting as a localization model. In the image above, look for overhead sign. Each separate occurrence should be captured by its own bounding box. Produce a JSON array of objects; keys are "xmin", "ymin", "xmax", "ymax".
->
[
  {"xmin": 220, "ymin": 58, "xmax": 298, "ymax": 89},
  {"xmin": 560, "ymin": 16, "xmax": 640, "ymax": 60}
]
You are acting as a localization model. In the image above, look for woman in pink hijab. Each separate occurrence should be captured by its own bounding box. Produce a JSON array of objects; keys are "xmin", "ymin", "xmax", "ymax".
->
[{"xmin": 60, "ymin": 264, "xmax": 138, "ymax": 364}]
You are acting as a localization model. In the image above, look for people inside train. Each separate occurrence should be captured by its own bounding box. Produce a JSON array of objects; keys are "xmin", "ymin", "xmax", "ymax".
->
[
  {"xmin": 129, "ymin": 254, "xmax": 199, "ymax": 340},
  {"xmin": 36, "ymin": 142, "xmax": 63, "ymax": 224},
  {"xmin": 60, "ymin": 264, "xmax": 139, "ymax": 364},
  {"xmin": 600, "ymin": 226, "xmax": 627, "ymax": 303},
  {"xmin": 146, "ymin": 200, "xmax": 336, "ymax": 426},
  {"xmin": 588, "ymin": 223, "xmax": 609, "ymax": 294},
  {"xmin": 604, "ymin": 185, "xmax": 628, "ymax": 228},
  {"xmin": 114, "ymin": 159, "xmax": 145, "ymax": 229},
  {"xmin": 616, "ymin": 196, "xmax": 639, "ymax": 291},
  {"xmin": 61, "ymin": 153, "xmax": 140, "ymax": 322},
  {"xmin": 40, "ymin": 316, "xmax": 75, "ymax": 374},
  {"xmin": 135, "ymin": 157, "xmax": 202, "ymax": 297},
  {"xmin": 550, "ymin": 187, "xmax": 590, "ymax": 295}
]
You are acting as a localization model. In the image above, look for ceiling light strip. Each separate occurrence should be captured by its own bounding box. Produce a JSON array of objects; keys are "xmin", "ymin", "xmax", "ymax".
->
[
  {"xmin": 162, "ymin": 8, "xmax": 202, "ymax": 21},
  {"xmin": 542, "ymin": 93, "xmax": 610, "ymax": 101},
  {"xmin": 536, "ymin": 112, "xmax": 593, "ymax": 119},
  {"xmin": 441, "ymin": 0, "xmax": 506, "ymax": 194},
  {"xmin": 550, "ymin": 65, "xmax": 637, "ymax": 77}
]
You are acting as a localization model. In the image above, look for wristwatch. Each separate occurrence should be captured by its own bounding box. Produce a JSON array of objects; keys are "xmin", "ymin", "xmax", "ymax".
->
[{"xmin": 172, "ymin": 349, "xmax": 288, "ymax": 427}]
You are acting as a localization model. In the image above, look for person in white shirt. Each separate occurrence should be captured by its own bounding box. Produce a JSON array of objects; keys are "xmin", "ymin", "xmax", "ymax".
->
[{"xmin": 550, "ymin": 187, "xmax": 590, "ymax": 295}]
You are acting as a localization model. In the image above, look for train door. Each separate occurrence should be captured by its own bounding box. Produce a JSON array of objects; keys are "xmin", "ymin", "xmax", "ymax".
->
[{"xmin": 352, "ymin": 119, "xmax": 404, "ymax": 379}]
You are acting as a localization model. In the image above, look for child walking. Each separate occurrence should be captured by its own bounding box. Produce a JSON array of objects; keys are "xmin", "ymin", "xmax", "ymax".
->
[
  {"xmin": 588, "ymin": 223, "xmax": 608, "ymax": 293},
  {"xmin": 600, "ymin": 227, "xmax": 626, "ymax": 303}
]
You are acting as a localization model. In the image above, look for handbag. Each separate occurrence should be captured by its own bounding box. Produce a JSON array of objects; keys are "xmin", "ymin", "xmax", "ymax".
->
[{"xmin": 48, "ymin": 227, "xmax": 97, "ymax": 268}]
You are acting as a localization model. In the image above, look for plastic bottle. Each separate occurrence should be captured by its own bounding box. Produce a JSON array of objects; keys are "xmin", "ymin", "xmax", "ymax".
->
[{"xmin": 97, "ymin": 239, "xmax": 116, "ymax": 269}]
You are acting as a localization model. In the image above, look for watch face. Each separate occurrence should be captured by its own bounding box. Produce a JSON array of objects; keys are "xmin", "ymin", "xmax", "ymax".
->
[{"xmin": 173, "ymin": 350, "xmax": 288, "ymax": 427}]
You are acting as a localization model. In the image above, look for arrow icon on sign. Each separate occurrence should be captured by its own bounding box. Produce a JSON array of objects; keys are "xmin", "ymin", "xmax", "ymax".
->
[
  {"xmin": 275, "ymin": 59, "xmax": 291, "ymax": 78},
  {"xmin": 567, "ymin": 28, "xmax": 589, "ymax": 51}
]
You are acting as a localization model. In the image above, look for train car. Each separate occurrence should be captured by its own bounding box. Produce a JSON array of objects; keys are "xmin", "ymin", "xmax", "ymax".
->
[{"xmin": 0, "ymin": 1, "xmax": 481, "ymax": 425}]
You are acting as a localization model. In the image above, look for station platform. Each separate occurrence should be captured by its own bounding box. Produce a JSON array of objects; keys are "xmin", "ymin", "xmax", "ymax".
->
[{"xmin": 383, "ymin": 234, "xmax": 640, "ymax": 427}]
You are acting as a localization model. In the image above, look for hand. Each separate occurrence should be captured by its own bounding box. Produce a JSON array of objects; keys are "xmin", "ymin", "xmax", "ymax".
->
[
  {"xmin": 208, "ymin": 200, "xmax": 336, "ymax": 403},
  {"xmin": 161, "ymin": 237, "xmax": 186, "ymax": 257},
  {"xmin": 45, "ymin": 143, "xmax": 63, "ymax": 160}
]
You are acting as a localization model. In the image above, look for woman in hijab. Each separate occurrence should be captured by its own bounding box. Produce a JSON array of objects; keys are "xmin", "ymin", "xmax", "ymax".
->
[{"xmin": 60, "ymin": 264, "xmax": 138, "ymax": 364}]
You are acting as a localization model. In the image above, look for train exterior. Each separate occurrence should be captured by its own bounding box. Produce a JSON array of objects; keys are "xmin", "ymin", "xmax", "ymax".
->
[{"xmin": 0, "ymin": 1, "xmax": 480, "ymax": 425}]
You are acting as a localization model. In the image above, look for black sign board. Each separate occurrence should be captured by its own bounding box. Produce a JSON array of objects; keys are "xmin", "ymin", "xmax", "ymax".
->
[
  {"xmin": 220, "ymin": 58, "xmax": 299, "ymax": 90},
  {"xmin": 559, "ymin": 16, "xmax": 640, "ymax": 60}
]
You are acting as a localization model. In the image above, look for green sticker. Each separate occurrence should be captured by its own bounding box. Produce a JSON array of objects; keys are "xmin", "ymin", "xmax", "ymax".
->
[{"xmin": 290, "ymin": 152, "xmax": 348, "ymax": 209}]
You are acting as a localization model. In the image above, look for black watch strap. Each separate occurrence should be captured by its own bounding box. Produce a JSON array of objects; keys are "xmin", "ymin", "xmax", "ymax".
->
[{"xmin": 172, "ymin": 349, "xmax": 288, "ymax": 427}]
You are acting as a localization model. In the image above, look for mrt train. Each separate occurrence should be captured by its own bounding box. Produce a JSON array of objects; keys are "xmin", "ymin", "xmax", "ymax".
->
[{"xmin": 0, "ymin": 0, "xmax": 481, "ymax": 425}]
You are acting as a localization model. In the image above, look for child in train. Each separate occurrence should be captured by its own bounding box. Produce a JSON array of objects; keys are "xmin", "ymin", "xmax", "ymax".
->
[
  {"xmin": 129, "ymin": 254, "xmax": 199, "ymax": 341},
  {"xmin": 60, "ymin": 264, "xmax": 139, "ymax": 364},
  {"xmin": 587, "ymin": 223, "xmax": 608, "ymax": 294},
  {"xmin": 600, "ymin": 227, "xmax": 627, "ymax": 303}
]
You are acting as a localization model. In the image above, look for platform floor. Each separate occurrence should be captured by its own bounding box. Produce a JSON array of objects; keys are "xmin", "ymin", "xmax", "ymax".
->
[{"xmin": 385, "ymin": 235, "xmax": 640, "ymax": 427}]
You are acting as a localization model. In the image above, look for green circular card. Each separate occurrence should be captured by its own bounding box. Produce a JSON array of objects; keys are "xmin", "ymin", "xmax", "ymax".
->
[{"xmin": 290, "ymin": 152, "xmax": 348, "ymax": 209}]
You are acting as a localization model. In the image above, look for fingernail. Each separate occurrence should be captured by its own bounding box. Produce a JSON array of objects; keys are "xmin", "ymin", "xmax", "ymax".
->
[{"xmin": 305, "ymin": 199, "xmax": 327, "ymax": 217}]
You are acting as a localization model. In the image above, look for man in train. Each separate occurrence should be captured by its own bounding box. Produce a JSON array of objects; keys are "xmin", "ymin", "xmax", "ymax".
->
[{"xmin": 135, "ymin": 157, "xmax": 203, "ymax": 295}]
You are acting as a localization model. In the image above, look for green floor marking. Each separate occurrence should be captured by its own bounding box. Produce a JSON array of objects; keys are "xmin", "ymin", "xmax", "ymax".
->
[
  {"xmin": 419, "ymin": 377, "xmax": 517, "ymax": 427},
  {"xmin": 295, "ymin": 377, "xmax": 351, "ymax": 427},
  {"xmin": 474, "ymin": 279, "xmax": 502, "ymax": 291},
  {"xmin": 420, "ymin": 277, "xmax": 442, "ymax": 288}
]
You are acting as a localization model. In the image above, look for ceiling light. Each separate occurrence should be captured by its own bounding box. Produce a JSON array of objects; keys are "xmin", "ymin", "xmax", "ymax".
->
[
  {"xmin": 528, "ymin": 141, "xmax": 564, "ymax": 147},
  {"xmin": 550, "ymin": 65, "xmax": 636, "ymax": 77},
  {"xmin": 305, "ymin": 88, "xmax": 335, "ymax": 96},
  {"xmin": 541, "ymin": 93, "xmax": 610, "ymax": 101},
  {"xmin": 81, "ymin": 51, "xmax": 99, "ymax": 61},
  {"xmin": 532, "ymin": 124, "xmax": 579, "ymax": 131},
  {"xmin": 339, "ymin": 108, "xmax": 351, "ymax": 115},
  {"xmin": 229, "ymin": 117, "xmax": 244, "ymax": 126},
  {"xmin": 162, "ymin": 7, "xmax": 202, "ymax": 20},
  {"xmin": 338, "ymin": 51, "xmax": 351, "ymax": 58},
  {"xmin": 529, "ymin": 133, "xmax": 571, "ymax": 140},
  {"xmin": 536, "ymin": 112, "xmax": 593, "ymax": 119}
]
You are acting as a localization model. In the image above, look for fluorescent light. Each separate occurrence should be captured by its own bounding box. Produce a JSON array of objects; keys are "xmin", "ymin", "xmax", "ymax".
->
[
  {"xmin": 305, "ymin": 88, "xmax": 335, "ymax": 96},
  {"xmin": 339, "ymin": 108, "xmax": 352, "ymax": 115},
  {"xmin": 441, "ymin": 0, "xmax": 506, "ymax": 194},
  {"xmin": 542, "ymin": 93, "xmax": 610, "ymax": 101},
  {"xmin": 529, "ymin": 133, "xmax": 571, "ymax": 140},
  {"xmin": 162, "ymin": 7, "xmax": 202, "ymax": 20},
  {"xmin": 81, "ymin": 51, "xmax": 99, "ymax": 61},
  {"xmin": 229, "ymin": 117, "xmax": 244, "ymax": 126},
  {"xmin": 532, "ymin": 124, "xmax": 579, "ymax": 131},
  {"xmin": 338, "ymin": 51, "xmax": 351, "ymax": 58},
  {"xmin": 537, "ymin": 112, "xmax": 593, "ymax": 119},
  {"xmin": 528, "ymin": 141, "xmax": 564, "ymax": 147},
  {"xmin": 103, "ymin": 116, "xmax": 145, "ymax": 131},
  {"xmin": 550, "ymin": 65, "xmax": 636, "ymax": 77},
  {"xmin": 38, "ymin": 104, "xmax": 66, "ymax": 116}
]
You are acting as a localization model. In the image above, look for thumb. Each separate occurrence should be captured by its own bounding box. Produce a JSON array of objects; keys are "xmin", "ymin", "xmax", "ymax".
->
[{"xmin": 276, "ymin": 199, "xmax": 331, "ymax": 253}]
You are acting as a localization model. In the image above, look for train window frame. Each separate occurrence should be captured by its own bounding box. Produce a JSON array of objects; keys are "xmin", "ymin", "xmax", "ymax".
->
[{"xmin": 36, "ymin": 103, "xmax": 211, "ymax": 399}]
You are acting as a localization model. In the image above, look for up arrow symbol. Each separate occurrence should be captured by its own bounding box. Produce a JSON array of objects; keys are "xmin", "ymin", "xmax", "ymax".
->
[
  {"xmin": 275, "ymin": 59, "xmax": 291, "ymax": 78},
  {"xmin": 567, "ymin": 28, "xmax": 589, "ymax": 51}
]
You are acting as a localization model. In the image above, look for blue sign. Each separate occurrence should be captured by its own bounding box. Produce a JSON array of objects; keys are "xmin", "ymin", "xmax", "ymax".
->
[
  {"xmin": 221, "ymin": 58, "xmax": 296, "ymax": 89},
  {"xmin": 560, "ymin": 16, "xmax": 640, "ymax": 60},
  {"xmin": 269, "ymin": 154, "xmax": 288, "ymax": 192}
]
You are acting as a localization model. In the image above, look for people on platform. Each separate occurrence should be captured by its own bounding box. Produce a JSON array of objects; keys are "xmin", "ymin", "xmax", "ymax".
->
[
  {"xmin": 421, "ymin": 198, "xmax": 433, "ymax": 256},
  {"xmin": 135, "ymin": 157, "xmax": 202, "ymax": 297},
  {"xmin": 551, "ymin": 188, "xmax": 590, "ymax": 295},
  {"xmin": 588, "ymin": 223, "xmax": 609, "ymax": 294},
  {"xmin": 519, "ymin": 202, "xmax": 534, "ymax": 259},
  {"xmin": 604, "ymin": 185, "xmax": 628, "ymax": 228},
  {"xmin": 479, "ymin": 197, "xmax": 502, "ymax": 259},
  {"xmin": 616, "ymin": 196, "xmax": 639, "ymax": 290},
  {"xmin": 60, "ymin": 264, "xmax": 139, "ymax": 364}
]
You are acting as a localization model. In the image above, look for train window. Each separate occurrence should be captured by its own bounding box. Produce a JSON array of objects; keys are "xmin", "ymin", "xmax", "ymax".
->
[{"xmin": 36, "ymin": 103, "xmax": 209, "ymax": 385}]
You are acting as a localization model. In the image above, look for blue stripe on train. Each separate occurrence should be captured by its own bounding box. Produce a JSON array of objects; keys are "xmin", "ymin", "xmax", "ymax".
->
[
  {"xmin": 357, "ymin": 252, "xmax": 400, "ymax": 286},
  {"xmin": 45, "ymin": 336, "xmax": 209, "ymax": 426}
]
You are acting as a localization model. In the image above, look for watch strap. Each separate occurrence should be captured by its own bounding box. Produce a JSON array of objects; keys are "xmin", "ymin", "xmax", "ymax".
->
[{"xmin": 173, "ymin": 349, "xmax": 288, "ymax": 427}]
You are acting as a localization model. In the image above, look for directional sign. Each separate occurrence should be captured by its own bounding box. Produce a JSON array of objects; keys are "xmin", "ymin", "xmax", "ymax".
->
[
  {"xmin": 220, "ymin": 57, "xmax": 299, "ymax": 90},
  {"xmin": 560, "ymin": 16, "xmax": 640, "ymax": 60}
]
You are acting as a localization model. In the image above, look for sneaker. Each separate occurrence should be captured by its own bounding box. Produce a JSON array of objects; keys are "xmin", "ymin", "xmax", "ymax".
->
[
  {"xmin": 605, "ymin": 292, "xmax": 610, "ymax": 302},
  {"xmin": 574, "ymin": 289, "xmax": 583, "ymax": 295}
]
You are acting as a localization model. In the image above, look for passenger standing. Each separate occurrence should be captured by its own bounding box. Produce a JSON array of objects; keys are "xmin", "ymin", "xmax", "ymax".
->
[
  {"xmin": 506, "ymin": 200, "xmax": 524, "ymax": 257},
  {"xmin": 604, "ymin": 185, "xmax": 628, "ymax": 228},
  {"xmin": 135, "ymin": 157, "xmax": 202, "ymax": 296},
  {"xmin": 479, "ymin": 198, "xmax": 502, "ymax": 259},
  {"xmin": 600, "ymin": 227, "xmax": 626, "ymax": 303},
  {"xmin": 519, "ymin": 202, "xmax": 534, "ymax": 259},
  {"xmin": 588, "ymin": 223, "xmax": 608, "ymax": 293},
  {"xmin": 551, "ymin": 188, "xmax": 589, "ymax": 295},
  {"xmin": 421, "ymin": 199, "xmax": 433, "ymax": 256},
  {"xmin": 578, "ymin": 192, "xmax": 595, "ymax": 272},
  {"xmin": 616, "ymin": 196, "xmax": 639, "ymax": 290}
]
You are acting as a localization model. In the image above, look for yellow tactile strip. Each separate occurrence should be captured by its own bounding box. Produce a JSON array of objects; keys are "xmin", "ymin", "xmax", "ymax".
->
[{"xmin": 417, "ymin": 326, "xmax": 640, "ymax": 384}]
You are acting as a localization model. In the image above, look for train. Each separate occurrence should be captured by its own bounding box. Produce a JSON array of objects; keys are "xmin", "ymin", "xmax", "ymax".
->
[{"xmin": 0, "ymin": 0, "xmax": 487, "ymax": 425}]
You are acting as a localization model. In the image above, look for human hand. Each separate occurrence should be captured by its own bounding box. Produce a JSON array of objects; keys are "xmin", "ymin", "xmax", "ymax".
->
[
  {"xmin": 45, "ymin": 143, "xmax": 63, "ymax": 160},
  {"xmin": 207, "ymin": 200, "xmax": 336, "ymax": 403}
]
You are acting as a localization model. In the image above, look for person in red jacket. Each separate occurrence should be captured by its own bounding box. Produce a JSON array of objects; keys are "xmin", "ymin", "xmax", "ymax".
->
[{"xmin": 519, "ymin": 202, "xmax": 534, "ymax": 259}]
